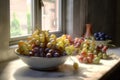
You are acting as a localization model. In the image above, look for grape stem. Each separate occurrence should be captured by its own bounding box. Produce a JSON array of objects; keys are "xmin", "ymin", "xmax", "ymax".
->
[{"xmin": 70, "ymin": 56, "xmax": 75, "ymax": 62}]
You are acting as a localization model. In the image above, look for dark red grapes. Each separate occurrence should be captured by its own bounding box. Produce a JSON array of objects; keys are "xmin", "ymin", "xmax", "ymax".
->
[{"xmin": 30, "ymin": 46, "xmax": 65, "ymax": 57}]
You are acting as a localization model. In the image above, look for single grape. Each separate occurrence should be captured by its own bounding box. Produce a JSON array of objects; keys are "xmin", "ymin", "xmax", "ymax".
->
[
  {"xmin": 53, "ymin": 52, "xmax": 60, "ymax": 57},
  {"xmin": 96, "ymin": 37, "xmax": 100, "ymax": 41},
  {"xmin": 64, "ymin": 39, "xmax": 70, "ymax": 46},
  {"xmin": 29, "ymin": 51, "xmax": 34, "ymax": 56},
  {"xmin": 61, "ymin": 34, "xmax": 67, "ymax": 40},
  {"xmin": 40, "ymin": 37, "xmax": 45, "ymax": 43},
  {"xmin": 46, "ymin": 53, "xmax": 52, "ymax": 58},
  {"xmin": 32, "ymin": 47, "xmax": 39, "ymax": 54},
  {"xmin": 98, "ymin": 52, "xmax": 103, "ymax": 58},
  {"xmin": 35, "ymin": 40, "xmax": 40, "ymax": 45},
  {"xmin": 39, "ymin": 33, "xmax": 45, "ymax": 37},
  {"xmin": 49, "ymin": 49, "xmax": 54, "ymax": 53},
  {"xmin": 45, "ymin": 48, "xmax": 50, "ymax": 53},
  {"xmin": 94, "ymin": 33, "xmax": 99, "ymax": 37},
  {"xmin": 74, "ymin": 42, "xmax": 80, "ymax": 48},
  {"xmin": 87, "ymin": 57, "xmax": 93, "ymax": 63},
  {"xmin": 83, "ymin": 43, "xmax": 88, "ymax": 48},
  {"xmin": 102, "ymin": 46, "xmax": 108, "ymax": 53},
  {"xmin": 27, "ymin": 44, "xmax": 32, "ymax": 50},
  {"xmin": 80, "ymin": 51, "xmax": 87, "ymax": 57},
  {"xmin": 50, "ymin": 39, "xmax": 56, "ymax": 45},
  {"xmin": 34, "ymin": 35, "xmax": 40, "ymax": 40},
  {"xmin": 18, "ymin": 40, "xmax": 25, "ymax": 46},
  {"xmin": 93, "ymin": 57, "xmax": 100, "ymax": 64},
  {"xmin": 73, "ymin": 62, "xmax": 79, "ymax": 70},
  {"xmin": 102, "ymin": 54, "xmax": 108, "ymax": 59},
  {"xmin": 47, "ymin": 42, "xmax": 53, "ymax": 48},
  {"xmin": 78, "ymin": 55, "xmax": 84, "ymax": 63},
  {"xmin": 50, "ymin": 34, "xmax": 57, "ymax": 39},
  {"xmin": 83, "ymin": 57, "xmax": 89, "ymax": 63},
  {"xmin": 88, "ymin": 53, "xmax": 94, "ymax": 60}
]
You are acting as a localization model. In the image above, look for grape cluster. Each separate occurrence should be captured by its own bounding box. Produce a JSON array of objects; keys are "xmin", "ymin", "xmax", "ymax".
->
[
  {"xmin": 17, "ymin": 29, "xmax": 76, "ymax": 57},
  {"xmin": 77, "ymin": 39, "xmax": 101, "ymax": 64},
  {"xmin": 94, "ymin": 32, "xmax": 112, "ymax": 41},
  {"xmin": 77, "ymin": 39, "xmax": 109, "ymax": 64},
  {"xmin": 95, "ymin": 44, "xmax": 109, "ymax": 59}
]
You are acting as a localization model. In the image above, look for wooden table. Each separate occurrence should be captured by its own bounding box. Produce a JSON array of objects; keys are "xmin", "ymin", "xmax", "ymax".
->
[{"xmin": 0, "ymin": 54, "xmax": 119, "ymax": 80}]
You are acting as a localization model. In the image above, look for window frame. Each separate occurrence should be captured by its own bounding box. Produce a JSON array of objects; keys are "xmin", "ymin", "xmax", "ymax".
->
[{"xmin": 9, "ymin": 0, "xmax": 66, "ymax": 45}]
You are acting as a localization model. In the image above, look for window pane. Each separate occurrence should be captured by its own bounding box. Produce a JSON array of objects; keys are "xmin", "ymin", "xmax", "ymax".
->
[
  {"xmin": 42, "ymin": 0, "xmax": 61, "ymax": 32},
  {"xmin": 10, "ymin": 0, "xmax": 32, "ymax": 38}
]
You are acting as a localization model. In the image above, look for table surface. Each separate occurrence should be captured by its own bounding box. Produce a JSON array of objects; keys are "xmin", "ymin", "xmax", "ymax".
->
[{"xmin": 0, "ymin": 53, "xmax": 120, "ymax": 80}]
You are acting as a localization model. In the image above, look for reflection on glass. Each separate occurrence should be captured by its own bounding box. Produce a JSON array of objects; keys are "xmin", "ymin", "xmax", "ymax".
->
[{"xmin": 42, "ymin": 0, "xmax": 60, "ymax": 32}]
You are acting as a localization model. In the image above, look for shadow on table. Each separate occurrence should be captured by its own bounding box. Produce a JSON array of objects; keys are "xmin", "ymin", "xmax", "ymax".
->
[{"xmin": 13, "ymin": 64, "xmax": 91, "ymax": 80}]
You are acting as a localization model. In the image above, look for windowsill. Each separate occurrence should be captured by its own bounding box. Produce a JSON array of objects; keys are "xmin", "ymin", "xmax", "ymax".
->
[{"xmin": 0, "ymin": 52, "xmax": 120, "ymax": 80}]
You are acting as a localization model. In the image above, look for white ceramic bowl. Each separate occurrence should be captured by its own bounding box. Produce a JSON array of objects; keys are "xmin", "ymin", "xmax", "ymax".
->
[{"xmin": 15, "ymin": 49, "xmax": 69, "ymax": 70}]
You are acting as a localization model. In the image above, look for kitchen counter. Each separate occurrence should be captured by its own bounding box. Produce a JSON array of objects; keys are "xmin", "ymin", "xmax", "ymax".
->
[{"xmin": 0, "ymin": 48, "xmax": 120, "ymax": 80}]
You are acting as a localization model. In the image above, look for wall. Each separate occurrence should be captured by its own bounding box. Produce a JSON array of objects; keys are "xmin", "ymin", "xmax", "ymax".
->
[
  {"xmin": 87, "ymin": 0, "xmax": 118, "ymax": 45},
  {"xmin": 66, "ymin": 0, "xmax": 87, "ymax": 38},
  {"xmin": 0, "ymin": 0, "xmax": 17, "ymax": 62},
  {"xmin": 116, "ymin": 0, "xmax": 120, "ymax": 46}
]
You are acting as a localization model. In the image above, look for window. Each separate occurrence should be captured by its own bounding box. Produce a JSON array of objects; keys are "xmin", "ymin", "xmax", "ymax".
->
[
  {"xmin": 10, "ymin": 0, "xmax": 65, "ymax": 45},
  {"xmin": 42, "ymin": 0, "xmax": 61, "ymax": 32},
  {"xmin": 10, "ymin": 0, "xmax": 32, "ymax": 38}
]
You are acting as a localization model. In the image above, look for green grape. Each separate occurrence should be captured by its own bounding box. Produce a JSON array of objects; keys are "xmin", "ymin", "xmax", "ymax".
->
[
  {"xmin": 102, "ymin": 53, "xmax": 108, "ymax": 59},
  {"xmin": 88, "ymin": 46, "xmax": 95, "ymax": 52},
  {"xmin": 35, "ymin": 40, "xmax": 40, "ymax": 45},
  {"xmin": 73, "ymin": 62, "xmax": 79, "ymax": 70},
  {"xmin": 49, "ymin": 38, "xmax": 55, "ymax": 42},
  {"xmin": 39, "ymin": 33, "xmax": 45, "ymax": 37},
  {"xmin": 40, "ymin": 36, "xmax": 45, "ymax": 43},
  {"xmin": 93, "ymin": 57, "xmax": 100, "ymax": 64},
  {"xmin": 83, "ymin": 43, "xmax": 89, "ymax": 48},
  {"xmin": 64, "ymin": 39, "xmax": 70, "ymax": 46},
  {"xmin": 32, "ymin": 29, "xmax": 40, "ymax": 36},
  {"xmin": 47, "ymin": 42, "xmax": 53, "ymax": 48},
  {"xmin": 65, "ymin": 45, "xmax": 75, "ymax": 55},
  {"xmin": 61, "ymin": 34, "xmax": 67, "ymax": 40},
  {"xmin": 56, "ymin": 37, "xmax": 61, "ymax": 42},
  {"xmin": 19, "ymin": 45, "xmax": 29, "ymax": 55},
  {"xmin": 32, "ymin": 34, "xmax": 39, "ymax": 40},
  {"xmin": 98, "ymin": 52, "xmax": 103, "ymax": 58},
  {"xmin": 50, "ymin": 39, "xmax": 56, "ymax": 45},
  {"xmin": 27, "ymin": 44, "xmax": 32, "ymax": 50},
  {"xmin": 56, "ymin": 41, "xmax": 64, "ymax": 49},
  {"xmin": 50, "ymin": 34, "xmax": 56, "ymax": 39}
]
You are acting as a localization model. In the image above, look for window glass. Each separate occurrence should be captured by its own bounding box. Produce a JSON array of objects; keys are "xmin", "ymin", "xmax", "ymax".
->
[
  {"xmin": 42, "ymin": 0, "xmax": 61, "ymax": 32},
  {"xmin": 10, "ymin": 0, "xmax": 32, "ymax": 38}
]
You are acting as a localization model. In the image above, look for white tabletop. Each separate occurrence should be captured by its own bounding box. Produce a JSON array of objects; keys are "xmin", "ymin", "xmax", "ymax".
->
[{"xmin": 0, "ymin": 52, "xmax": 120, "ymax": 80}]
